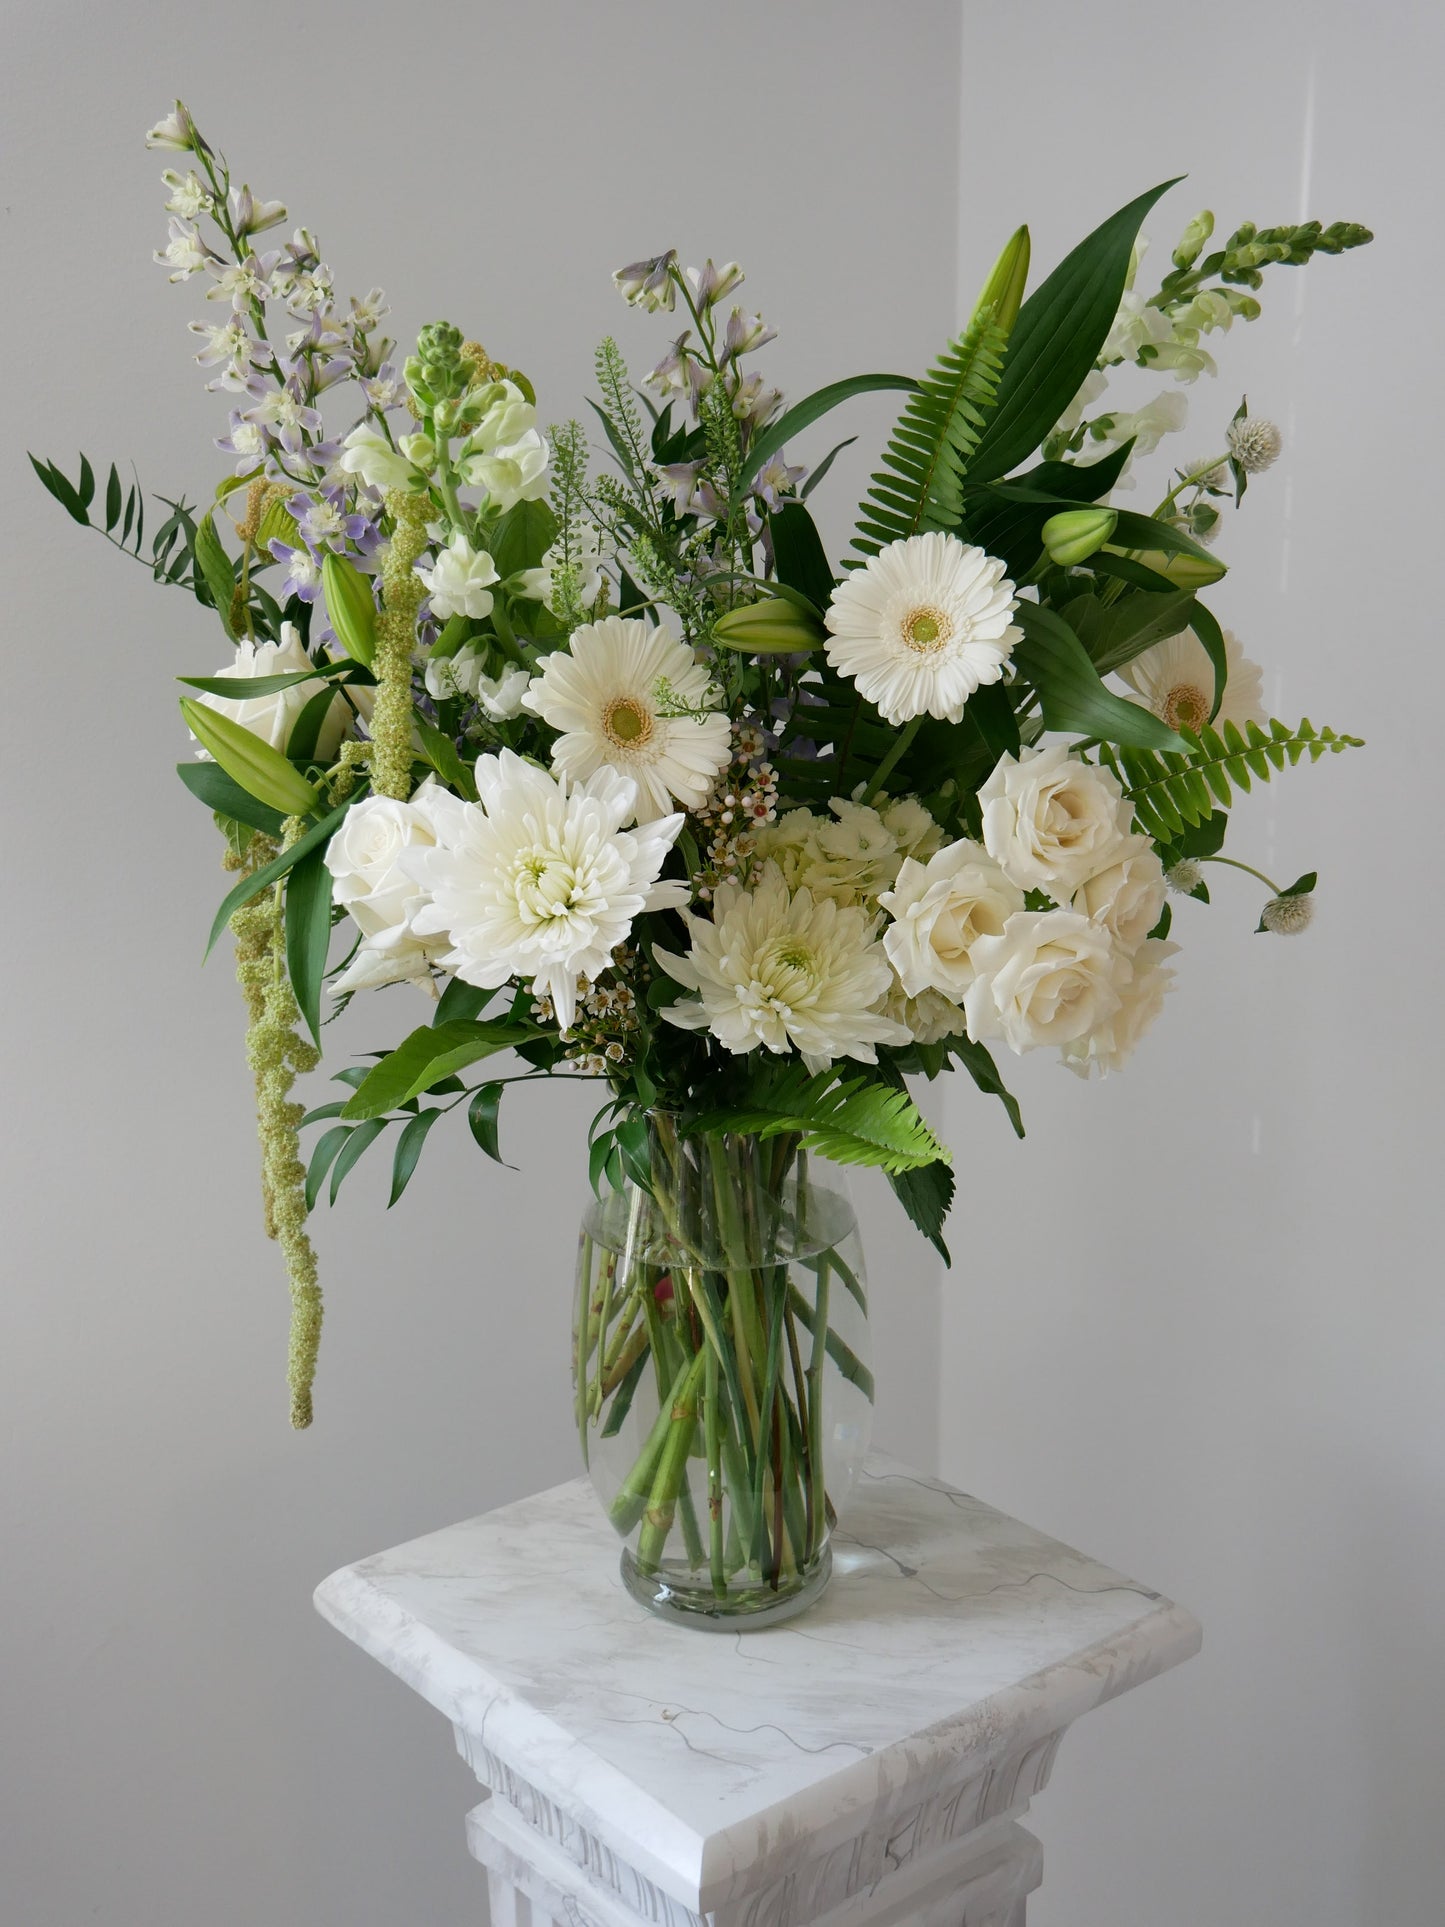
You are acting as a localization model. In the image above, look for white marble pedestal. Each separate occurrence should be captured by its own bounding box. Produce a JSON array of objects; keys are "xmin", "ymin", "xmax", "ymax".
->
[{"xmin": 315, "ymin": 1455, "xmax": 1200, "ymax": 1927}]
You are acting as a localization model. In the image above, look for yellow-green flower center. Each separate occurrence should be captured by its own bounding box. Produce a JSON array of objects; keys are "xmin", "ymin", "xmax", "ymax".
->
[
  {"xmin": 1160, "ymin": 681, "xmax": 1210, "ymax": 733},
  {"xmin": 603, "ymin": 695, "xmax": 654, "ymax": 747},
  {"xmin": 901, "ymin": 604, "xmax": 952, "ymax": 653}
]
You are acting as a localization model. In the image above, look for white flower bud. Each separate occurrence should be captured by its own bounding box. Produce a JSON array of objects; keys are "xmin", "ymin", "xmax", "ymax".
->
[
  {"xmin": 1261, "ymin": 892, "xmax": 1314, "ymax": 935},
  {"xmin": 1226, "ymin": 415, "xmax": 1283, "ymax": 474}
]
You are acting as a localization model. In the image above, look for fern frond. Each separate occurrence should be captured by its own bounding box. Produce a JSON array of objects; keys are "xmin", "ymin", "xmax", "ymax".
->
[
  {"xmin": 850, "ymin": 315, "xmax": 1010, "ymax": 560},
  {"xmin": 691, "ymin": 1065, "xmax": 949, "ymax": 1174},
  {"xmin": 849, "ymin": 226, "xmax": 1029, "ymax": 563},
  {"xmin": 1101, "ymin": 717, "xmax": 1364, "ymax": 841}
]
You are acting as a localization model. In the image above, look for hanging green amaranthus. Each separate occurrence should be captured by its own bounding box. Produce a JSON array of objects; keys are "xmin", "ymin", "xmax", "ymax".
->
[{"xmin": 226, "ymin": 828, "xmax": 324, "ymax": 1428}]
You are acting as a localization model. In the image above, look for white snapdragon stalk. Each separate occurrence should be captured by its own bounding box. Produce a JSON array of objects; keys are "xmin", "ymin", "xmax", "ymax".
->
[
  {"xmin": 463, "ymin": 430, "xmax": 550, "ymax": 513},
  {"xmin": 338, "ymin": 424, "xmax": 421, "ymax": 494},
  {"xmin": 658, "ymin": 864, "xmax": 909, "ymax": 1070},
  {"xmin": 963, "ymin": 909, "xmax": 1131, "ymax": 1055},
  {"xmin": 1061, "ymin": 939, "xmax": 1179, "ymax": 1077},
  {"xmin": 415, "ymin": 532, "xmax": 499, "ymax": 621},
  {"xmin": 879, "ymin": 840, "xmax": 1024, "ymax": 999},
  {"xmin": 979, "ymin": 743, "xmax": 1135, "ymax": 896},
  {"xmin": 190, "ymin": 623, "xmax": 349, "ymax": 762},
  {"xmin": 406, "ymin": 753, "xmax": 686, "ymax": 1033}
]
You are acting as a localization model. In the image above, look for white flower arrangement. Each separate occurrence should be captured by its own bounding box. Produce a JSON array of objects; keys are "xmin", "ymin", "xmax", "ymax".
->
[{"xmin": 33, "ymin": 101, "xmax": 1371, "ymax": 1423}]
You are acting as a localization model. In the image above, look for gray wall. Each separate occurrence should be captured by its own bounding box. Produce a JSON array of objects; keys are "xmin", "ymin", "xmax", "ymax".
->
[
  {"xmin": 945, "ymin": 6, "xmax": 1445, "ymax": 1926},
  {"xmin": 0, "ymin": 4, "xmax": 955, "ymax": 1922}
]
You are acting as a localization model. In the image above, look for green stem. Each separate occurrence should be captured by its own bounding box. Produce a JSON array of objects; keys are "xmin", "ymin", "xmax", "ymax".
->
[
  {"xmin": 610, "ymin": 1347, "xmax": 703, "ymax": 1538},
  {"xmin": 859, "ymin": 714, "xmax": 923, "ymax": 804},
  {"xmin": 635, "ymin": 1349, "xmax": 706, "ymax": 1573},
  {"xmin": 1152, "ymin": 451, "xmax": 1230, "ymax": 521},
  {"xmin": 787, "ymin": 1285, "xmax": 875, "ymax": 1401},
  {"xmin": 804, "ymin": 1257, "xmax": 830, "ymax": 1564},
  {"xmin": 1201, "ymin": 854, "xmax": 1285, "ymax": 894},
  {"xmin": 705, "ymin": 1344, "xmax": 726, "ymax": 1597}
]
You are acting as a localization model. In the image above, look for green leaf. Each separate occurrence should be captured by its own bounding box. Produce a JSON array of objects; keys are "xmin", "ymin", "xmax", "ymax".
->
[
  {"xmin": 204, "ymin": 793, "xmax": 361, "ymax": 960},
  {"xmin": 29, "ymin": 453, "xmax": 91, "ymax": 525},
  {"xmin": 415, "ymin": 715, "xmax": 477, "ymax": 799},
  {"xmin": 852, "ymin": 229, "xmax": 1028, "ymax": 559},
  {"xmin": 1088, "ymin": 590, "xmax": 1198, "ymax": 678},
  {"xmin": 329, "ymin": 1118, "xmax": 389, "ymax": 1205},
  {"xmin": 692, "ymin": 1065, "xmax": 949, "ymax": 1174},
  {"xmin": 945, "ymin": 1035, "xmax": 1026, "ymax": 1140},
  {"xmin": 177, "ymin": 665, "xmax": 353, "ymax": 699},
  {"xmin": 799, "ymin": 435, "xmax": 856, "ymax": 500},
  {"xmin": 770, "ymin": 501, "xmax": 836, "ymax": 613},
  {"xmin": 1278, "ymin": 869, "xmax": 1316, "ymax": 897},
  {"xmin": 193, "ymin": 511, "xmax": 238, "ymax": 637},
  {"xmin": 737, "ymin": 373, "xmax": 917, "ymax": 499},
  {"xmin": 490, "ymin": 497, "xmax": 559, "ymax": 578},
  {"xmin": 433, "ymin": 977, "xmax": 498, "ymax": 1026},
  {"xmin": 77, "ymin": 453, "xmax": 95, "ymax": 509},
  {"xmin": 1185, "ymin": 599, "xmax": 1229, "ymax": 722},
  {"xmin": 1102, "ymin": 721, "xmax": 1363, "ymax": 842},
  {"xmin": 1011, "ymin": 602, "xmax": 1186, "ymax": 750},
  {"xmin": 299, "ymin": 1099, "xmax": 349, "ymax": 1127},
  {"xmin": 285, "ymin": 842, "xmax": 334, "ymax": 1047},
  {"xmin": 176, "ymin": 760, "xmax": 287, "ymax": 838},
  {"xmin": 388, "ymin": 1107, "xmax": 446, "ymax": 1206},
  {"xmin": 180, "ymin": 698, "xmax": 322, "ymax": 818},
  {"xmin": 341, "ymin": 1020, "xmax": 533, "ymax": 1120},
  {"xmin": 968, "ymin": 179, "xmax": 1181, "ymax": 483},
  {"xmin": 887, "ymin": 1160, "xmax": 956, "ymax": 1264},
  {"xmin": 305, "ymin": 1125, "xmax": 352, "ymax": 1211},
  {"xmin": 467, "ymin": 1082, "xmax": 507, "ymax": 1163},
  {"xmin": 104, "ymin": 464, "xmax": 123, "ymax": 533}
]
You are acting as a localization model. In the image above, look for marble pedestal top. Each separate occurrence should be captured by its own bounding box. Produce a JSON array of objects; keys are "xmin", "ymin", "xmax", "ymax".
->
[{"xmin": 315, "ymin": 1453, "xmax": 1200, "ymax": 1921}]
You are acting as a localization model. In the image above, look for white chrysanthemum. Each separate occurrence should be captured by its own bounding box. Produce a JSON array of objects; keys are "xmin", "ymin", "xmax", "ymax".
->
[
  {"xmin": 523, "ymin": 616, "xmax": 731, "ymax": 824},
  {"xmin": 1061, "ymin": 939, "xmax": 1179, "ymax": 1077},
  {"xmin": 657, "ymin": 863, "xmax": 909, "ymax": 1069},
  {"xmin": 406, "ymin": 751, "xmax": 687, "ymax": 1033},
  {"xmin": 824, "ymin": 532, "xmax": 1020, "ymax": 725},
  {"xmin": 1120, "ymin": 627, "xmax": 1265, "ymax": 733},
  {"xmin": 878, "ymin": 839, "xmax": 1024, "ymax": 999}
]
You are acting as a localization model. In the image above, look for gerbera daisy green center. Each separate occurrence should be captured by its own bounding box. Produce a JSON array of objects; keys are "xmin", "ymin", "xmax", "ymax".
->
[
  {"xmin": 1159, "ymin": 679, "xmax": 1211, "ymax": 733},
  {"xmin": 900, "ymin": 604, "xmax": 953, "ymax": 653},
  {"xmin": 602, "ymin": 694, "xmax": 655, "ymax": 748}
]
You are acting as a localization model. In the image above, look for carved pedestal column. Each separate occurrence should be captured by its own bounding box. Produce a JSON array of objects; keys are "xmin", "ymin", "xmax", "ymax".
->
[{"xmin": 316, "ymin": 1456, "xmax": 1199, "ymax": 1926}]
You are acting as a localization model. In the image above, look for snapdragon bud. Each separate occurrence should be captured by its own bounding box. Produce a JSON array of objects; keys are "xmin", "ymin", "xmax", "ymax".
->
[
  {"xmin": 412, "ymin": 320, "xmax": 467, "ymax": 402},
  {"xmin": 1042, "ymin": 506, "xmax": 1117, "ymax": 566},
  {"xmin": 1172, "ymin": 211, "xmax": 1214, "ymax": 270},
  {"xmin": 145, "ymin": 100, "xmax": 198, "ymax": 151},
  {"xmin": 398, "ymin": 433, "xmax": 436, "ymax": 471}
]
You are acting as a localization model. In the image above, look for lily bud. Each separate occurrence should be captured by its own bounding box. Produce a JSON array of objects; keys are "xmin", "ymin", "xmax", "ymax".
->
[
  {"xmin": 1042, "ymin": 506, "xmax": 1117, "ymax": 566},
  {"xmin": 1172, "ymin": 211, "xmax": 1214, "ymax": 270},
  {"xmin": 322, "ymin": 552, "xmax": 378, "ymax": 668},
  {"xmin": 712, "ymin": 597, "xmax": 825, "ymax": 654},
  {"xmin": 971, "ymin": 225, "xmax": 1031, "ymax": 335},
  {"xmin": 1117, "ymin": 546, "xmax": 1229, "ymax": 588}
]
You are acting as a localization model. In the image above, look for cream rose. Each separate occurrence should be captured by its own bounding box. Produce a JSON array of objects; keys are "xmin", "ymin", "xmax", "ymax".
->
[
  {"xmin": 1070, "ymin": 837, "xmax": 1167, "ymax": 951},
  {"xmin": 878, "ymin": 839, "xmax": 1024, "ymax": 999},
  {"xmin": 963, "ymin": 908, "xmax": 1130, "ymax": 1055},
  {"xmin": 881, "ymin": 976, "xmax": 967, "ymax": 1046},
  {"xmin": 979, "ymin": 743, "xmax": 1134, "ymax": 895},
  {"xmin": 324, "ymin": 783, "xmax": 451, "ymax": 995},
  {"xmin": 190, "ymin": 623, "xmax": 349, "ymax": 763},
  {"xmin": 1061, "ymin": 939, "xmax": 1179, "ymax": 1077}
]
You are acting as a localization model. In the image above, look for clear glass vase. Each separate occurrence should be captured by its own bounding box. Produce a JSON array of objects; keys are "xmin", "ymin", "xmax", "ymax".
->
[{"xmin": 574, "ymin": 1117, "xmax": 873, "ymax": 1628}]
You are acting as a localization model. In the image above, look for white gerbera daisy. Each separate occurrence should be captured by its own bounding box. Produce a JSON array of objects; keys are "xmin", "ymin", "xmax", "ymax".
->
[
  {"xmin": 405, "ymin": 751, "xmax": 688, "ymax": 1033},
  {"xmin": 522, "ymin": 615, "xmax": 731, "ymax": 823},
  {"xmin": 1120, "ymin": 627, "xmax": 1265, "ymax": 734},
  {"xmin": 824, "ymin": 532, "xmax": 1020, "ymax": 725},
  {"xmin": 657, "ymin": 863, "xmax": 910, "ymax": 1069}
]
